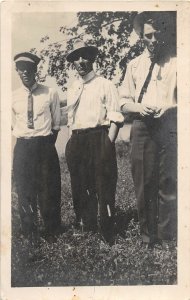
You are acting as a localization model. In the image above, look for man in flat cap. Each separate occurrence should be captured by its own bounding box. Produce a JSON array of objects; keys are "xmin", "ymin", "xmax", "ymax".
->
[
  {"xmin": 65, "ymin": 39, "xmax": 123, "ymax": 245},
  {"xmin": 120, "ymin": 12, "xmax": 177, "ymax": 248},
  {"xmin": 12, "ymin": 52, "xmax": 61, "ymax": 243}
]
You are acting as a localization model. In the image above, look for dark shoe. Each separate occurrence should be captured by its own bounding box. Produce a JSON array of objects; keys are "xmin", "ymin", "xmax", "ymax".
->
[
  {"xmin": 44, "ymin": 233, "xmax": 57, "ymax": 243},
  {"xmin": 162, "ymin": 239, "xmax": 176, "ymax": 251},
  {"xmin": 148, "ymin": 239, "xmax": 163, "ymax": 250},
  {"xmin": 85, "ymin": 223, "xmax": 98, "ymax": 233},
  {"xmin": 101, "ymin": 232, "xmax": 115, "ymax": 246},
  {"xmin": 47, "ymin": 235, "xmax": 57, "ymax": 243}
]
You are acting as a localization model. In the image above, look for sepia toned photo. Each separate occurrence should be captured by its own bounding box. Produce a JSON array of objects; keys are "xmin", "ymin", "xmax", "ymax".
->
[{"xmin": 1, "ymin": 1, "xmax": 190, "ymax": 300}]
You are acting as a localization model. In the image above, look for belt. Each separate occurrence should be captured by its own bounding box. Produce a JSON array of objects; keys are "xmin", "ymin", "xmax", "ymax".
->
[
  {"xmin": 17, "ymin": 135, "xmax": 52, "ymax": 141},
  {"xmin": 72, "ymin": 126, "xmax": 108, "ymax": 135}
]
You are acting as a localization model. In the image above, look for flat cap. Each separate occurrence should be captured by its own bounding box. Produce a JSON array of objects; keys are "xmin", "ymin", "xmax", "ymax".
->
[{"xmin": 14, "ymin": 52, "xmax": 41, "ymax": 65}]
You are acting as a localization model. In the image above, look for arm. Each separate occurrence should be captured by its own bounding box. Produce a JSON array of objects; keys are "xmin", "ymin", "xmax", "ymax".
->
[
  {"xmin": 105, "ymin": 80, "xmax": 124, "ymax": 136},
  {"xmin": 12, "ymin": 107, "xmax": 16, "ymax": 131},
  {"xmin": 119, "ymin": 61, "xmax": 156, "ymax": 117},
  {"xmin": 121, "ymin": 102, "xmax": 156, "ymax": 116},
  {"xmin": 50, "ymin": 90, "xmax": 61, "ymax": 144},
  {"xmin": 51, "ymin": 129, "xmax": 59, "ymax": 144},
  {"xmin": 108, "ymin": 121, "xmax": 120, "ymax": 143}
]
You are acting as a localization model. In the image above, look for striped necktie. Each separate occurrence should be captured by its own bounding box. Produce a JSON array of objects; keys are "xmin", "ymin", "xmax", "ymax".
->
[
  {"xmin": 27, "ymin": 90, "xmax": 34, "ymax": 129},
  {"xmin": 138, "ymin": 60, "xmax": 155, "ymax": 103}
]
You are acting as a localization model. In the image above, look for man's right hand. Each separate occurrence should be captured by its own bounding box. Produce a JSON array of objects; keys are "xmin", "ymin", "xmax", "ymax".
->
[{"xmin": 138, "ymin": 104, "xmax": 157, "ymax": 117}]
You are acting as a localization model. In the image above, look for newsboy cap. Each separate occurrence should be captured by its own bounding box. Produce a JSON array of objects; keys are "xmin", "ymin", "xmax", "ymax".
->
[
  {"xmin": 133, "ymin": 11, "xmax": 176, "ymax": 36},
  {"xmin": 14, "ymin": 52, "xmax": 41, "ymax": 65},
  {"xmin": 66, "ymin": 39, "xmax": 98, "ymax": 63}
]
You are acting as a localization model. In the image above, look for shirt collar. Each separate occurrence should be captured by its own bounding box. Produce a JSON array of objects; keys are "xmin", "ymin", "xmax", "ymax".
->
[
  {"xmin": 23, "ymin": 81, "xmax": 38, "ymax": 93},
  {"xmin": 80, "ymin": 70, "xmax": 96, "ymax": 84},
  {"xmin": 144, "ymin": 48, "xmax": 154, "ymax": 59}
]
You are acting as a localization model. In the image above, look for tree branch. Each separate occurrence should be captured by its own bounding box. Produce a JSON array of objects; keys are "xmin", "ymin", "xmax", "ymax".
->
[{"xmin": 101, "ymin": 18, "xmax": 124, "ymax": 28}]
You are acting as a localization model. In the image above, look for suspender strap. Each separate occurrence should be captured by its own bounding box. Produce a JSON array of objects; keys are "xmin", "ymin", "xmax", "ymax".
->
[{"xmin": 138, "ymin": 61, "xmax": 155, "ymax": 103}]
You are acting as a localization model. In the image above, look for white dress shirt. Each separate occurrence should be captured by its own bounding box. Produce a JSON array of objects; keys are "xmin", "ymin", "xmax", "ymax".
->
[
  {"xmin": 66, "ymin": 70, "xmax": 124, "ymax": 130},
  {"xmin": 119, "ymin": 49, "xmax": 177, "ymax": 108},
  {"xmin": 12, "ymin": 82, "xmax": 61, "ymax": 138}
]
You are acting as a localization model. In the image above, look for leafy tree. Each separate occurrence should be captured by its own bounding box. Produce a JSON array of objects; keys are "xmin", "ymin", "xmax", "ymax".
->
[
  {"xmin": 32, "ymin": 12, "xmax": 144, "ymax": 92},
  {"xmin": 32, "ymin": 11, "xmax": 176, "ymax": 95}
]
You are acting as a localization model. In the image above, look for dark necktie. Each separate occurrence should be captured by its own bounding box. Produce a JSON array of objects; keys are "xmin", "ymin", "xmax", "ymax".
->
[
  {"xmin": 27, "ymin": 90, "xmax": 34, "ymax": 129},
  {"xmin": 62, "ymin": 83, "xmax": 84, "ymax": 116},
  {"xmin": 138, "ymin": 60, "xmax": 155, "ymax": 103}
]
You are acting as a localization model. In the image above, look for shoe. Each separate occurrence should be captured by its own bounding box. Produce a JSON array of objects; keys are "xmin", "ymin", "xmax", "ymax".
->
[
  {"xmin": 85, "ymin": 223, "xmax": 98, "ymax": 233},
  {"xmin": 44, "ymin": 234, "xmax": 57, "ymax": 243},
  {"xmin": 101, "ymin": 232, "xmax": 115, "ymax": 246},
  {"xmin": 148, "ymin": 239, "xmax": 163, "ymax": 250},
  {"xmin": 162, "ymin": 240, "xmax": 176, "ymax": 251}
]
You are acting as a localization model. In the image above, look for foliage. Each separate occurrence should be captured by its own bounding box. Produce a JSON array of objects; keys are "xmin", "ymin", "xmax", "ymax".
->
[
  {"xmin": 11, "ymin": 142, "xmax": 177, "ymax": 287},
  {"xmin": 31, "ymin": 12, "xmax": 145, "ymax": 91}
]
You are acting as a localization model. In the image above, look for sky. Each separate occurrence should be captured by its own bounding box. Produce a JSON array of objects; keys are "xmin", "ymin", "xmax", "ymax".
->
[{"xmin": 12, "ymin": 12, "xmax": 77, "ymax": 96}]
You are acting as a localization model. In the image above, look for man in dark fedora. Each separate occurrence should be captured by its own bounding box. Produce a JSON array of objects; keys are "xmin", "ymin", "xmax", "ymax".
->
[
  {"xmin": 120, "ymin": 12, "xmax": 177, "ymax": 248},
  {"xmin": 12, "ymin": 52, "xmax": 62, "ymax": 243},
  {"xmin": 65, "ymin": 39, "xmax": 123, "ymax": 244}
]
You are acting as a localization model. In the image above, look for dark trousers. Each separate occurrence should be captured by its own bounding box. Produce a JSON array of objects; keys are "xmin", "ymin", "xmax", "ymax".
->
[
  {"xmin": 65, "ymin": 127, "xmax": 117, "ymax": 239},
  {"xmin": 13, "ymin": 136, "xmax": 61, "ymax": 237},
  {"xmin": 130, "ymin": 111, "xmax": 177, "ymax": 242}
]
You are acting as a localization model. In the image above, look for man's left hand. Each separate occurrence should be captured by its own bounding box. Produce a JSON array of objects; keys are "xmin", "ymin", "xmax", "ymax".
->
[{"xmin": 153, "ymin": 105, "xmax": 176, "ymax": 118}]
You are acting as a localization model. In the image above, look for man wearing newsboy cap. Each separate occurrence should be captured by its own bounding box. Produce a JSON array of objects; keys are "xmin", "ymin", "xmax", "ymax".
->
[
  {"xmin": 12, "ymin": 52, "xmax": 61, "ymax": 243},
  {"xmin": 120, "ymin": 12, "xmax": 177, "ymax": 249},
  {"xmin": 65, "ymin": 39, "xmax": 124, "ymax": 245}
]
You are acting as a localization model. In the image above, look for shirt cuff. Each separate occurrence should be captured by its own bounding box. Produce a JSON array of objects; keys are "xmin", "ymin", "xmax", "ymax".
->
[
  {"xmin": 52, "ymin": 125, "xmax": 60, "ymax": 131},
  {"xmin": 119, "ymin": 98, "xmax": 134, "ymax": 109},
  {"xmin": 107, "ymin": 111, "xmax": 124, "ymax": 124}
]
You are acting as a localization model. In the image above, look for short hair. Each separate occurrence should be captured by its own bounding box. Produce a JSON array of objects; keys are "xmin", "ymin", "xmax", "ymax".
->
[{"xmin": 139, "ymin": 12, "xmax": 176, "ymax": 38}]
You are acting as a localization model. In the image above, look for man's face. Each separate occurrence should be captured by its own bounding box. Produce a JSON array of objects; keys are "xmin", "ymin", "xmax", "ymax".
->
[
  {"xmin": 16, "ymin": 62, "xmax": 37, "ymax": 88},
  {"xmin": 143, "ymin": 23, "xmax": 162, "ymax": 55},
  {"xmin": 73, "ymin": 50, "xmax": 93, "ymax": 77}
]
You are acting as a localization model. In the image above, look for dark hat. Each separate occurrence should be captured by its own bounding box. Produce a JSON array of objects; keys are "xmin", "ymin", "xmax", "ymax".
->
[
  {"xmin": 14, "ymin": 52, "xmax": 41, "ymax": 65},
  {"xmin": 66, "ymin": 39, "xmax": 98, "ymax": 62},
  {"xmin": 133, "ymin": 11, "xmax": 175, "ymax": 36}
]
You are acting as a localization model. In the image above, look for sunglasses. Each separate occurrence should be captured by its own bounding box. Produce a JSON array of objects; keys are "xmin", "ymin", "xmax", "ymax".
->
[
  {"xmin": 16, "ymin": 62, "xmax": 37, "ymax": 72},
  {"xmin": 144, "ymin": 31, "xmax": 163, "ymax": 40},
  {"xmin": 72, "ymin": 51, "xmax": 92, "ymax": 62}
]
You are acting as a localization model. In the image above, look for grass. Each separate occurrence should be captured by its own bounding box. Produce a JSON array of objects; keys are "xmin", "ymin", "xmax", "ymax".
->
[{"xmin": 11, "ymin": 141, "xmax": 177, "ymax": 287}]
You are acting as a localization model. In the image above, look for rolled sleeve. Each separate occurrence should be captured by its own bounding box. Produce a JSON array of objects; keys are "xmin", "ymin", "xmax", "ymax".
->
[
  {"xmin": 105, "ymin": 80, "xmax": 124, "ymax": 125},
  {"xmin": 50, "ymin": 90, "xmax": 61, "ymax": 130}
]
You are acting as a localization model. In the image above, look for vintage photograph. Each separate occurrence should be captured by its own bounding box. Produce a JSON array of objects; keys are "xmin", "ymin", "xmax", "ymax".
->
[{"xmin": 10, "ymin": 9, "xmax": 178, "ymax": 288}]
